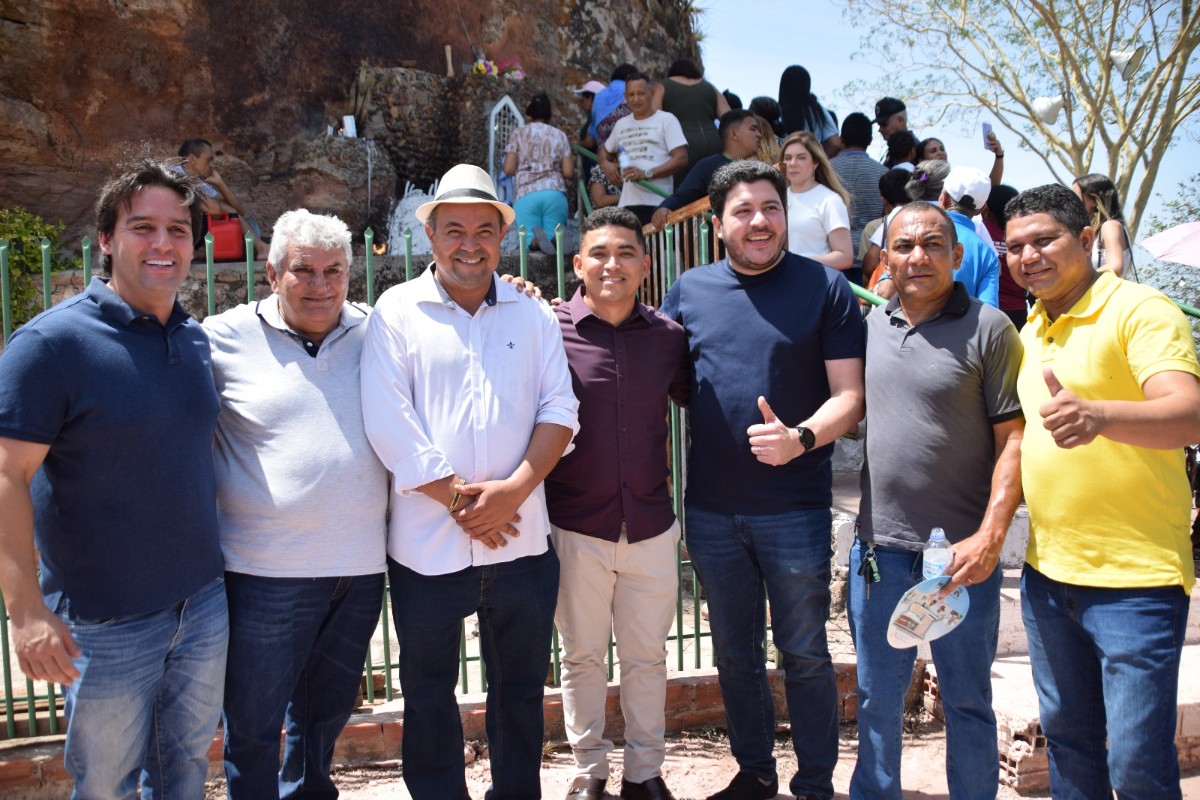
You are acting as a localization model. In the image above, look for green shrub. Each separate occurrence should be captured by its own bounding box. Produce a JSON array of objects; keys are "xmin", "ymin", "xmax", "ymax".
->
[{"xmin": 0, "ymin": 206, "xmax": 79, "ymax": 328}]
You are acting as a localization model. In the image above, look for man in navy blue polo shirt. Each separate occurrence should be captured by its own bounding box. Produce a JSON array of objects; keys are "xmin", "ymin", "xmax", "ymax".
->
[
  {"xmin": 660, "ymin": 160, "xmax": 865, "ymax": 800},
  {"xmin": 0, "ymin": 159, "xmax": 227, "ymax": 799}
]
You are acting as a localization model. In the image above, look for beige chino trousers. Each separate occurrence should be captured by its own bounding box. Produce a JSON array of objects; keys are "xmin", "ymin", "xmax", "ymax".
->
[{"xmin": 551, "ymin": 522, "xmax": 680, "ymax": 784}]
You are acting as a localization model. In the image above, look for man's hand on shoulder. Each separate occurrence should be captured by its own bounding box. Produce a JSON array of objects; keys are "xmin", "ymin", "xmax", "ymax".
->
[{"xmin": 498, "ymin": 273, "xmax": 544, "ymax": 300}]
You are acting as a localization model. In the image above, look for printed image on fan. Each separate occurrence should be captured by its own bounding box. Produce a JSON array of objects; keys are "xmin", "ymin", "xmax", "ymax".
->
[{"xmin": 886, "ymin": 576, "xmax": 971, "ymax": 649}]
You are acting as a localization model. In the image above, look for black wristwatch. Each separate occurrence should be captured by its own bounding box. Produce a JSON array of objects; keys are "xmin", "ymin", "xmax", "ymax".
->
[{"xmin": 794, "ymin": 426, "xmax": 816, "ymax": 453}]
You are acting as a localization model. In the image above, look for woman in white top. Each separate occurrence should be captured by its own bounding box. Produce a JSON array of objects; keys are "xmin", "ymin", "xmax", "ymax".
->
[
  {"xmin": 1072, "ymin": 173, "xmax": 1134, "ymax": 278},
  {"xmin": 779, "ymin": 131, "xmax": 854, "ymax": 277}
]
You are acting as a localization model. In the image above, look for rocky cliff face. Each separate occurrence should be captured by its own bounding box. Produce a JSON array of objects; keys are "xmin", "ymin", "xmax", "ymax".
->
[{"xmin": 0, "ymin": 0, "xmax": 699, "ymax": 248}]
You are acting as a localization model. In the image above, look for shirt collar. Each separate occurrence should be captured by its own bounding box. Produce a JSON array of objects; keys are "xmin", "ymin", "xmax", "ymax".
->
[
  {"xmin": 565, "ymin": 286, "xmax": 653, "ymax": 326},
  {"xmin": 416, "ymin": 264, "xmax": 504, "ymax": 309},
  {"xmin": 883, "ymin": 281, "xmax": 972, "ymax": 324},
  {"xmin": 945, "ymin": 209, "xmax": 973, "ymax": 228},
  {"xmin": 253, "ymin": 293, "xmax": 366, "ymax": 335},
  {"xmin": 1029, "ymin": 269, "xmax": 1119, "ymax": 326},
  {"xmin": 87, "ymin": 276, "xmax": 190, "ymax": 331}
]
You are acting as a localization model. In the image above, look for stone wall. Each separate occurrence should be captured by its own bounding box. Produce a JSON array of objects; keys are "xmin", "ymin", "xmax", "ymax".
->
[{"xmin": 0, "ymin": 1, "xmax": 699, "ymax": 250}]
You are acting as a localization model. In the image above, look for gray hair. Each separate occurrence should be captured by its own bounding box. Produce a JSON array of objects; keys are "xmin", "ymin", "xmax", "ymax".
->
[
  {"xmin": 267, "ymin": 209, "xmax": 353, "ymax": 270},
  {"xmin": 905, "ymin": 160, "xmax": 952, "ymax": 202}
]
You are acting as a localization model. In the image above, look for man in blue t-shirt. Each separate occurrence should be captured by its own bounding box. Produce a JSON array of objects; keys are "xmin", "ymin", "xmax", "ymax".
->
[
  {"xmin": 660, "ymin": 161, "xmax": 865, "ymax": 800},
  {"xmin": 0, "ymin": 159, "xmax": 227, "ymax": 798}
]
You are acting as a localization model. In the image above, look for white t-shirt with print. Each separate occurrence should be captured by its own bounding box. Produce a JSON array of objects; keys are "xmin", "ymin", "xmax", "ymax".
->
[{"xmin": 604, "ymin": 110, "xmax": 688, "ymax": 208}]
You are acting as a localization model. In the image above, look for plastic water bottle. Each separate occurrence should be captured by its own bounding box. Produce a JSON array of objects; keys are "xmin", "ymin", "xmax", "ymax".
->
[
  {"xmin": 617, "ymin": 146, "xmax": 632, "ymax": 173},
  {"xmin": 922, "ymin": 527, "xmax": 952, "ymax": 580}
]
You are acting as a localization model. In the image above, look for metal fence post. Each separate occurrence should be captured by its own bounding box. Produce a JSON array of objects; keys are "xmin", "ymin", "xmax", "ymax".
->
[
  {"xmin": 0, "ymin": 240, "xmax": 10, "ymax": 345},
  {"xmin": 518, "ymin": 227, "xmax": 528, "ymax": 280},
  {"xmin": 41, "ymin": 237, "xmax": 52, "ymax": 310},
  {"xmin": 554, "ymin": 224, "xmax": 565, "ymax": 299},
  {"xmin": 204, "ymin": 234, "xmax": 216, "ymax": 317},
  {"xmin": 245, "ymin": 235, "xmax": 255, "ymax": 304},
  {"xmin": 364, "ymin": 228, "xmax": 375, "ymax": 306},
  {"xmin": 81, "ymin": 236, "xmax": 92, "ymax": 285},
  {"xmin": 403, "ymin": 229, "xmax": 413, "ymax": 284}
]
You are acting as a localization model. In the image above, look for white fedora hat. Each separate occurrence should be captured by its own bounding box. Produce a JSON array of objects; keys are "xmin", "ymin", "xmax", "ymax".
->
[{"xmin": 416, "ymin": 164, "xmax": 516, "ymax": 225}]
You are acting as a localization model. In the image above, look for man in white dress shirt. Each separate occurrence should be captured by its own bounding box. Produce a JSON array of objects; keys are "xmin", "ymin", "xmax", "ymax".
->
[{"xmin": 360, "ymin": 164, "xmax": 579, "ymax": 800}]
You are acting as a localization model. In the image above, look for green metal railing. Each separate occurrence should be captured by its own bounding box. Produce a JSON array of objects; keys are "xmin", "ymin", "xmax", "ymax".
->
[
  {"xmin": 2, "ymin": 201, "xmax": 1196, "ymax": 738},
  {"xmin": 0, "ymin": 218, "xmax": 703, "ymax": 739}
]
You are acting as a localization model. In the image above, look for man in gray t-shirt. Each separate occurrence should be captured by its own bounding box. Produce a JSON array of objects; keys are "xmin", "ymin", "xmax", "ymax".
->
[{"xmin": 850, "ymin": 202, "xmax": 1024, "ymax": 799}]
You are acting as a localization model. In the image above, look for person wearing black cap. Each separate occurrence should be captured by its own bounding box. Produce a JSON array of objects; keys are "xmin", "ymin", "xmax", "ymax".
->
[{"xmin": 873, "ymin": 97, "xmax": 908, "ymax": 144}]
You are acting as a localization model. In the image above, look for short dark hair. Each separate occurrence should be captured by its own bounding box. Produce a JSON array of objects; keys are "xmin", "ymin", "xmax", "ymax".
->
[
  {"xmin": 580, "ymin": 206, "xmax": 645, "ymax": 252},
  {"xmin": 879, "ymin": 168, "xmax": 912, "ymax": 206},
  {"xmin": 611, "ymin": 63, "xmax": 638, "ymax": 82},
  {"xmin": 525, "ymin": 93, "xmax": 552, "ymax": 121},
  {"xmin": 1005, "ymin": 184, "xmax": 1090, "ymax": 236},
  {"xmin": 723, "ymin": 89, "xmax": 743, "ymax": 110},
  {"xmin": 718, "ymin": 109, "xmax": 755, "ymax": 145},
  {"xmin": 985, "ymin": 183, "xmax": 1019, "ymax": 226},
  {"xmin": 708, "ymin": 160, "xmax": 786, "ymax": 219},
  {"xmin": 887, "ymin": 202, "xmax": 958, "ymax": 248},
  {"xmin": 886, "ymin": 130, "xmax": 919, "ymax": 165},
  {"xmin": 95, "ymin": 157, "xmax": 202, "ymax": 275},
  {"xmin": 840, "ymin": 112, "xmax": 873, "ymax": 149},
  {"xmin": 667, "ymin": 58, "xmax": 703, "ymax": 79},
  {"xmin": 178, "ymin": 138, "xmax": 212, "ymax": 159},
  {"xmin": 625, "ymin": 71, "xmax": 651, "ymax": 86}
]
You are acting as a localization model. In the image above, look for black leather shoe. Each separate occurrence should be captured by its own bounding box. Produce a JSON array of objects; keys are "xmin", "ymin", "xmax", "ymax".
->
[
  {"xmin": 706, "ymin": 771, "xmax": 779, "ymax": 799},
  {"xmin": 567, "ymin": 775, "xmax": 607, "ymax": 798},
  {"xmin": 621, "ymin": 775, "xmax": 676, "ymax": 800}
]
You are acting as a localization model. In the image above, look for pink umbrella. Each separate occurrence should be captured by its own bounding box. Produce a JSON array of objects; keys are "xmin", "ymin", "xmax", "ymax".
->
[{"xmin": 1140, "ymin": 221, "xmax": 1200, "ymax": 269}]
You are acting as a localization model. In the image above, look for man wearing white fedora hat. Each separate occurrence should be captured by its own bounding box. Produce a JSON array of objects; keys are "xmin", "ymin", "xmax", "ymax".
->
[{"xmin": 360, "ymin": 163, "xmax": 579, "ymax": 800}]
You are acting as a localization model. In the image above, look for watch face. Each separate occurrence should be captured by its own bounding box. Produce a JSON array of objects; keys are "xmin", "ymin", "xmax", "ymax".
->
[{"xmin": 797, "ymin": 426, "xmax": 815, "ymax": 450}]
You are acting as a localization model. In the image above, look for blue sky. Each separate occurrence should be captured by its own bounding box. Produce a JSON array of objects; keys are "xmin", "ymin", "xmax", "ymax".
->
[{"xmin": 697, "ymin": 0, "xmax": 1197, "ymax": 234}]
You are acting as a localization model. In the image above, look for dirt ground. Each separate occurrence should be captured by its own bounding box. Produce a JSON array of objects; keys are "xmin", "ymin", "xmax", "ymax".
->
[{"xmin": 202, "ymin": 717, "xmax": 1200, "ymax": 799}]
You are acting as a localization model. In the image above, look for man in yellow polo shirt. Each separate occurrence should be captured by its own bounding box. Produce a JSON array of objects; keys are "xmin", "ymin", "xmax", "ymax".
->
[{"xmin": 1005, "ymin": 183, "xmax": 1200, "ymax": 799}]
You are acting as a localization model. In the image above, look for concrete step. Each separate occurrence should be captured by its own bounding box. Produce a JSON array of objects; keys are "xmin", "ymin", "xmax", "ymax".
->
[{"xmin": 951, "ymin": 643, "xmax": 1200, "ymax": 793}]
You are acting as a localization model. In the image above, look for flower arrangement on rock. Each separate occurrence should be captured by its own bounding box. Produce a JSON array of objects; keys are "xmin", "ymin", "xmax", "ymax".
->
[{"xmin": 469, "ymin": 56, "xmax": 526, "ymax": 81}]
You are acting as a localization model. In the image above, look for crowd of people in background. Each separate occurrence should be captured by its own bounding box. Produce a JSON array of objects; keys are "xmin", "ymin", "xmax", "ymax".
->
[{"xmin": 565, "ymin": 60, "xmax": 1144, "ymax": 324}]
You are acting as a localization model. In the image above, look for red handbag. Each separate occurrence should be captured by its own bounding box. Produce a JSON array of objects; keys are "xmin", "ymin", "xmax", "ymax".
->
[{"xmin": 207, "ymin": 213, "xmax": 245, "ymax": 261}]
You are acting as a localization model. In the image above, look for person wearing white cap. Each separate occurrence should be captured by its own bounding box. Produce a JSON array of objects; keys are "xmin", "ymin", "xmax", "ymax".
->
[
  {"xmin": 574, "ymin": 80, "xmax": 608, "ymax": 170},
  {"xmin": 360, "ymin": 163, "xmax": 580, "ymax": 800},
  {"xmin": 938, "ymin": 165, "xmax": 1000, "ymax": 308}
]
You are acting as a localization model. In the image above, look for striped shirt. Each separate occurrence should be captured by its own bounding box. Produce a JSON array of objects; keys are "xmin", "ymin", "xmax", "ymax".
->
[{"xmin": 830, "ymin": 150, "xmax": 889, "ymax": 265}]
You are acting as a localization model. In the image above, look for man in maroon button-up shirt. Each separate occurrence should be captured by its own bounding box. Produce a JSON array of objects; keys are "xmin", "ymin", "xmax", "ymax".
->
[{"xmin": 544, "ymin": 207, "xmax": 690, "ymax": 800}]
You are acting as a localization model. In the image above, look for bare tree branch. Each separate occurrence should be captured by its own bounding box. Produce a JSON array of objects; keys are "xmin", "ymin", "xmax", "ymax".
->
[{"xmin": 841, "ymin": 0, "xmax": 1200, "ymax": 237}]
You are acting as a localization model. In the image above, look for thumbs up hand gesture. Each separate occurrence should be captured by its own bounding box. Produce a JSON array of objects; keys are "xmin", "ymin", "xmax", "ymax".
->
[
  {"xmin": 1039, "ymin": 366, "xmax": 1101, "ymax": 448},
  {"xmin": 747, "ymin": 396, "xmax": 804, "ymax": 466}
]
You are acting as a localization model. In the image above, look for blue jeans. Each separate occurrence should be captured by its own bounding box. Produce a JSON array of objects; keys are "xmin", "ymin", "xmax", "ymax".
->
[
  {"xmin": 222, "ymin": 572, "xmax": 386, "ymax": 799},
  {"xmin": 389, "ymin": 547, "xmax": 559, "ymax": 800},
  {"xmin": 683, "ymin": 505, "xmax": 838, "ymax": 800},
  {"xmin": 847, "ymin": 542, "xmax": 1000, "ymax": 800},
  {"xmin": 58, "ymin": 577, "xmax": 228, "ymax": 800},
  {"xmin": 1021, "ymin": 565, "xmax": 1189, "ymax": 800},
  {"xmin": 513, "ymin": 189, "xmax": 568, "ymax": 237}
]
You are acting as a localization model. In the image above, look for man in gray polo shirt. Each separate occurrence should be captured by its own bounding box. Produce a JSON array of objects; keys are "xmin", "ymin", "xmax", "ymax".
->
[
  {"xmin": 204, "ymin": 209, "xmax": 388, "ymax": 799},
  {"xmin": 849, "ymin": 202, "xmax": 1024, "ymax": 798}
]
